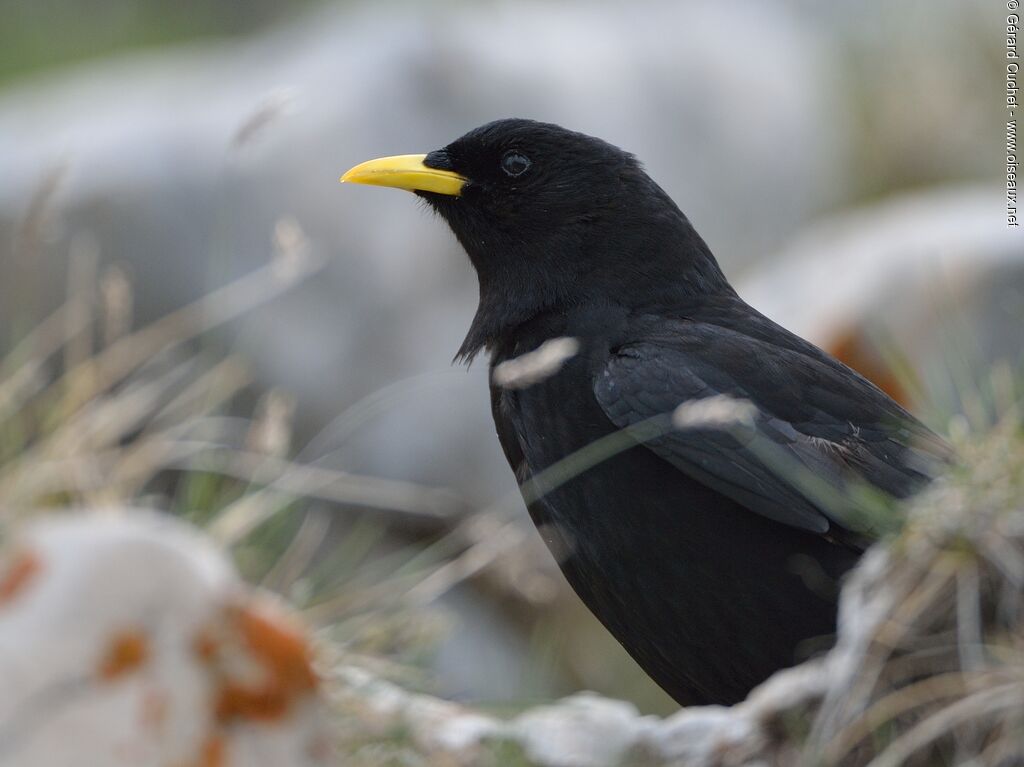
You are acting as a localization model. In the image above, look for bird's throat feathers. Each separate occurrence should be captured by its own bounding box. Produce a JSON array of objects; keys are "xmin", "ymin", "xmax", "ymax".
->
[{"xmin": 449, "ymin": 202, "xmax": 733, "ymax": 364}]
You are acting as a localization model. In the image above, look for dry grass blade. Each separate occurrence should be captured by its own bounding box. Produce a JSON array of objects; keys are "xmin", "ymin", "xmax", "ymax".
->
[
  {"xmin": 865, "ymin": 682, "xmax": 1023, "ymax": 767},
  {"xmin": 404, "ymin": 517, "xmax": 527, "ymax": 605},
  {"xmin": 804, "ymin": 418, "xmax": 1024, "ymax": 766},
  {"xmin": 260, "ymin": 509, "xmax": 332, "ymax": 592},
  {"xmin": 50, "ymin": 234, "xmax": 324, "ymax": 419},
  {"xmin": 0, "ymin": 303, "xmax": 89, "ymax": 422},
  {"xmin": 204, "ymin": 451, "xmax": 465, "ymax": 546},
  {"xmin": 0, "ymin": 219, "xmax": 326, "ymax": 515}
]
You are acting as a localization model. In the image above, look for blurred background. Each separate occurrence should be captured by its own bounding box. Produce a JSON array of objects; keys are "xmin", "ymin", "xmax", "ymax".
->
[{"xmin": 0, "ymin": 0, "xmax": 1019, "ymax": 720}]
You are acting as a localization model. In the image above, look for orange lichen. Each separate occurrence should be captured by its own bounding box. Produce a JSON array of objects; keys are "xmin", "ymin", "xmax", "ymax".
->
[
  {"xmin": 0, "ymin": 549, "xmax": 42, "ymax": 605},
  {"xmin": 214, "ymin": 682, "xmax": 291, "ymax": 723},
  {"xmin": 98, "ymin": 628, "xmax": 150, "ymax": 680},
  {"xmin": 236, "ymin": 604, "xmax": 318, "ymax": 693},
  {"xmin": 192, "ymin": 629, "xmax": 220, "ymax": 662},
  {"xmin": 207, "ymin": 602, "xmax": 319, "ymax": 724},
  {"xmin": 199, "ymin": 734, "xmax": 226, "ymax": 767}
]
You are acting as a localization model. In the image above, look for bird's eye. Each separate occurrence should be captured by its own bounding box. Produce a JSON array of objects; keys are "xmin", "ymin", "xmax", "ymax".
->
[{"xmin": 500, "ymin": 151, "xmax": 531, "ymax": 178}]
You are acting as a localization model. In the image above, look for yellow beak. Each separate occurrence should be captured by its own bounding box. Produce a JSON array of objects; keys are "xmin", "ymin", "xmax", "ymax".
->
[{"xmin": 340, "ymin": 154, "xmax": 466, "ymax": 196}]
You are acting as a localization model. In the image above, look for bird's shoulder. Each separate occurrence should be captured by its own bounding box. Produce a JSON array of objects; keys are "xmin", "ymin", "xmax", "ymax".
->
[
  {"xmin": 592, "ymin": 296, "xmax": 951, "ymax": 542},
  {"xmin": 612, "ymin": 297, "xmax": 941, "ymax": 446}
]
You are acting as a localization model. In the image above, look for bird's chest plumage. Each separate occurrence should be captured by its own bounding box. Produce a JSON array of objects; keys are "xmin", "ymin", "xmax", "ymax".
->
[
  {"xmin": 490, "ymin": 332, "xmax": 651, "ymax": 567},
  {"xmin": 489, "ymin": 327, "xmax": 847, "ymax": 706},
  {"xmin": 493, "ymin": 344, "xmax": 694, "ymax": 559},
  {"xmin": 499, "ymin": 356, "xmax": 612, "ymax": 472}
]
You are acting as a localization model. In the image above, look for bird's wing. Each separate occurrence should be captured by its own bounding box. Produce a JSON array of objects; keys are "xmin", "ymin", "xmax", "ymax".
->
[{"xmin": 593, "ymin": 318, "xmax": 950, "ymax": 544}]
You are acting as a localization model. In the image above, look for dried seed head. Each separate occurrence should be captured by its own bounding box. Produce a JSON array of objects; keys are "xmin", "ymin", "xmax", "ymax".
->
[
  {"xmin": 247, "ymin": 389, "xmax": 296, "ymax": 458},
  {"xmin": 672, "ymin": 394, "xmax": 758, "ymax": 430},
  {"xmin": 100, "ymin": 265, "xmax": 133, "ymax": 346},
  {"xmin": 232, "ymin": 87, "xmax": 299, "ymax": 149},
  {"xmin": 272, "ymin": 217, "xmax": 310, "ymax": 280},
  {"xmin": 492, "ymin": 337, "xmax": 580, "ymax": 390}
]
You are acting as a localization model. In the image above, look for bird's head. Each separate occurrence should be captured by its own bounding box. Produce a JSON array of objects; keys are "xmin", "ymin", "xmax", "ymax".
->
[{"xmin": 342, "ymin": 118, "xmax": 730, "ymax": 359}]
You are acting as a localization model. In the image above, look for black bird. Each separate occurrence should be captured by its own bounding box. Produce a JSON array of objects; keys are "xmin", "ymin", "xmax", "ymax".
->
[{"xmin": 341, "ymin": 119, "xmax": 950, "ymax": 705}]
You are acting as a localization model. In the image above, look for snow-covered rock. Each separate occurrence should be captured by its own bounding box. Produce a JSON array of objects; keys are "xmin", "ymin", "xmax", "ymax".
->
[{"xmin": 0, "ymin": 511, "xmax": 330, "ymax": 767}]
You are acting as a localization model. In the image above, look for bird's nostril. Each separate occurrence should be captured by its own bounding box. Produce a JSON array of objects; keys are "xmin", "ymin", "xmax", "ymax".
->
[{"xmin": 424, "ymin": 148, "xmax": 454, "ymax": 171}]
